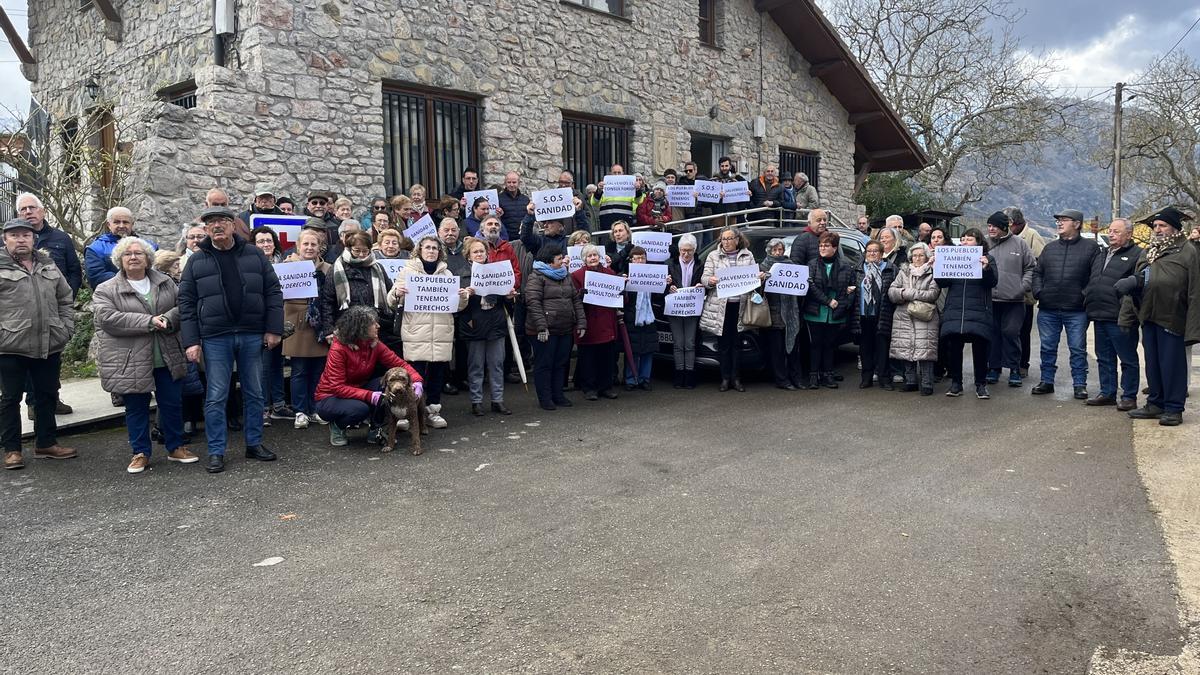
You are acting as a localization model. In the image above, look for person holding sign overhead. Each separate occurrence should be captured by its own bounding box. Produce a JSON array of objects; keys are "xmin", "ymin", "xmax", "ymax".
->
[
  {"xmin": 388, "ymin": 235, "xmax": 471, "ymax": 430},
  {"xmin": 700, "ymin": 227, "xmax": 762, "ymax": 392},
  {"xmin": 937, "ymin": 229, "xmax": 997, "ymax": 399},
  {"xmin": 571, "ymin": 244, "xmax": 621, "ymax": 401},
  {"xmin": 526, "ymin": 244, "xmax": 587, "ymax": 410},
  {"xmin": 282, "ymin": 228, "xmax": 332, "ymax": 429},
  {"xmin": 804, "ymin": 232, "xmax": 859, "ymax": 390},
  {"xmin": 666, "ymin": 234, "xmax": 705, "ymax": 389},
  {"xmin": 589, "ymin": 164, "xmax": 636, "ymax": 231},
  {"xmin": 460, "ymin": 237, "xmax": 515, "ymax": 416}
]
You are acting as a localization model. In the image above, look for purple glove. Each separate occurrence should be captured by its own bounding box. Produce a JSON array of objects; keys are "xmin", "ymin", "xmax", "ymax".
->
[
  {"xmin": 369, "ymin": 391, "xmax": 382, "ymax": 406},
  {"xmin": 412, "ymin": 381, "xmax": 424, "ymax": 399}
]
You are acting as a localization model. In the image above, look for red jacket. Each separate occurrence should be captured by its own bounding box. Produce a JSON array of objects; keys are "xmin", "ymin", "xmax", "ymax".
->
[
  {"xmin": 636, "ymin": 196, "xmax": 674, "ymax": 230},
  {"xmin": 315, "ymin": 339, "xmax": 421, "ymax": 402},
  {"xmin": 571, "ymin": 265, "xmax": 619, "ymax": 345},
  {"xmin": 487, "ymin": 239, "xmax": 522, "ymax": 289}
]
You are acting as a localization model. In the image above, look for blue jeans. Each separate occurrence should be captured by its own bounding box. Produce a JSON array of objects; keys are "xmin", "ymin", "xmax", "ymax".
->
[
  {"xmin": 261, "ymin": 344, "xmax": 285, "ymax": 410},
  {"xmin": 1093, "ymin": 320, "xmax": 1140, "ymax": 401},
  {"xmin": 290, "ymin": 356, "xmax": 326, "ymax": 415},
  {"xmin": 202, "ymin": 333, "xmax": 265, "ymax": 456},
  {"xmin": 125, "ymin": 366, "xmax": 184, "ymax": 456},
  {"xmin": 314, "ymin": 376, "xmax": 384, "ymax": 428},
  {"xmin": 1037, "ymin": 309, "xmax": 1089, "ymax": 387},
  {"xmin": 625, "ymin": 353, "xmax": 653, "ymax": 385}
]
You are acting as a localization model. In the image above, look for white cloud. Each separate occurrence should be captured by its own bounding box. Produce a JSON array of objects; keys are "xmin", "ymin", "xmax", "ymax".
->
[{"xmin": 0, "ymin": 1, "xmax": 32, "ymax": 121}]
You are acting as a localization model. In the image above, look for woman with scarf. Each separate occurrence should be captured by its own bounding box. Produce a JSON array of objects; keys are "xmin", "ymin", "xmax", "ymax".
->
[
  {"xmin": 666, "ymin": 234, "xmax": 704, "ymax": 389},
  {"xmin": 803, "ymin": 231, "xmax": 858, "ymax": 389},
  {"xmin": 571, "ymin": 244, "xmax": 620, "ymax": 401},
  {"xmin": 525, "ymin": 244, "xmax": 586, "ymax": 410},
  {"xmin": 636, "ymin": 182, "xmax": 674, "ymax": 232},
  {"xmin": 622, "ymin": 246, "xmax": 659, "ymax": 390},
  {"xmin": 700, "ymin": 227, "xmax": 764, "ymax": 392},
  {"xmin": 855, "ymin": 240, "xmax": 897, "ymax": 389},
  {"xmin": 319, "ymin": 230, "xmax": 400, "ymax": 356},
  {"xmin": 1116, "ymin": 207, "xmax": 1200, "ymax": 426},
  {"xmin": 604, "ymin": 220, "xmax": 634, "ymax": 274},
  {"xmin": 879, "ymin": 227, "xmax": 908, "ymax": 267},
  {"xmin": 888, "ymin": 242, "xmax": 941, "ymax": 395},
  {"xmin": 937, "ymin": 228, "xmax": 997, "ymax": 399},
  {"xmin": 760, "ymin": 238, "xmax": 803, "ymax": 390},
  {"xmin": 459, "ymin": 237, "xmax": 514, "ymax": 416},
  {"xmin": 387, "ymin": 235, "xmax": 470, "ymax": 430},
  {"xmin": 284, "ymin": 228, "xmax": 332, "ymax": 428}
]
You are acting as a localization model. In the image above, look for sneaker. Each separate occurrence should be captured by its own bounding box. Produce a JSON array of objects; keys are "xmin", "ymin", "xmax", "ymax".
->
[
  {"xmin": 261, "ymin": 410, "xmax": 271, "ymax": 427},
  {"xmin": 167, "ymin": 447, "xmax": 199, "ymax": 463},
  {"xmin": 33, "ymin": 445, "xmax": 77, "ymax": 460},
  {"xmin": 976, "ymin": 384, "xmax": 990, "ymax": 399},
  {"xmin": 945, "ymin": 383, "xmax": 963, "ymax": 397},
  {"xmin": 985, "ymin": 369, "xmax": 1000, "ymax": 384},
  {"xmin": 1008, "ymin": 372, "xmax": 1023, "ymax": 387},
  {"xmin": 310, "ymin": 413, "xmax": 328, "ymax": 425},
  {"xmin": 269, "ymin": 405, "xmax": 297, "ymax": 420},
  {"xmin": 329, "ymin": 423, "xmax": 348, "ymax": 447},
  {"xmin": 4, "ymin": 451, "xmax": 23, "ymax": 470},
  {"xmin": 294, "ymin": 412, "xmax": 310, "ymax": 429},
  {"xmin": 127, "ymin": 454, "xmax": 149, "ymax": 474},
  {"xmin": 427, "ymin": 404, "xmax": 448, "ymax": 429}
]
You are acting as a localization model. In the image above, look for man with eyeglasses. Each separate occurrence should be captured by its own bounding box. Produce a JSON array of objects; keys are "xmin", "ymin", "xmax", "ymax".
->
[
  {"xmin": 451, "ymin": 167, "xmax": 480, "ymax": 203},
  {"xmin": 85, "ymin": 206, "xmax": 158, "ymax": 289},
  {"xmin": 302, "ymin": 189, "xmax": 340, "ymax": 263},
  {"xmin": 1030, "ymin": 209, "xmax": 1099, "ymax": 400},
  {"xmin": 359, "ymin": 197, "xmax": 389, "ymax": 230},
  {"xmin": 237, "ymin": 183, "xmax": 283, "ymax": 225}
]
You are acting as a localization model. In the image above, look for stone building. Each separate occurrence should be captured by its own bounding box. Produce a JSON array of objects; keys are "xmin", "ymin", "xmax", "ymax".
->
[{"xmin": 11, "ymin": 0, "xmax": 924, "ymax": 242}]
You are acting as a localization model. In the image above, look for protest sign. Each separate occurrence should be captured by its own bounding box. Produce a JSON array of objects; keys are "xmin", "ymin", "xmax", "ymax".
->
[
  {"xmin": 664, "ymin": 287, "xmax": 705, "ymax": 317},
  {"xmin": 403, "ymin": 214, "xmax": 436, "ymax": 243},
  {"xmin": 463, "ymin": 189, "xmax": 499, "ymax": 215},
  {"xmin": 625, "ymin": 263, "xmax": 668, "ymax": 293},
  {"xmin": 273, "ymin": 260, "xmax": 318, "ymax": 300},
  {"xmin": 602, "ymin": 175, "xmax": 635, "ymax": 199},
  {"xmin": 378, "ymin": 258, "xmax": 407, "ymax": 281},
  {"xmin": 583, "ymin": 271, "xmax": 625, "ymax": 308},
  {"xmin": 933, "ymin": 245, "xmax": 983, "ymax": 279},
  {"xmin": 695, "ymin": 180, "xmax": 722, "ymax": 204},
  {"xmin": 722, "ymin": 181, "xmax": 751, "ymax": 204},
  {"xmin": 404, "ymin": 274, "xmax": 459, "ymax": 313},
  {"xmin": 532, "ymin": 188, "xmax": 575, "ymax": 222},
  {"xmin": 631, "ymin": 231, "xmax": 672, "ymax": 262},
  {"xmin": 666, "ymin": 185, "xmax": 696, "ymax": 208},
  {"xmin": 715, "ymin": 265, "xmax": 761, "ymax": 299},
  {"xmin": 764, "ymin": 263, "xmax": 810, "ymax": 296},
  {"xmin": 470, "ymin": 261, "xmax": 516, "ymax": 296},
  {"xmin": 249, "ymin": 214, "xmax": 307, "ymax": 251},
  {"xmin": 568, "ymin": 245, "xmax": 586, "ymax": 274}
]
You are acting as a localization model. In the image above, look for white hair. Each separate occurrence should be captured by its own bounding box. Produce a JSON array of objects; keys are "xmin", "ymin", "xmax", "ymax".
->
[
  {"xmin": 797, "ymin": 173, "xmax": 809, "ymax": 183},
  {"xmin": 678, "ymin": 233, "xmax": 698, "ymax": 250},
  {"xmin": 106, "ymin": 206, "xmax": 133, "ymax": 223},
  {"xmin": 110, "ymin": 236, "xmax": 156, "ymax": 271},
  {"xmin": 15, "ymin": 192, "xmax": 42, "ymax": 209},
  {"xmin": 338, "ymin": 219, "xmax": 360, "ymax": 234},
  {"xmin": 885, "ymin": 214, "xmax": 904, "ymax": 227},
  {"xmin": 581, "ymin": 244, "xmax": 603, "ymax": 260}
]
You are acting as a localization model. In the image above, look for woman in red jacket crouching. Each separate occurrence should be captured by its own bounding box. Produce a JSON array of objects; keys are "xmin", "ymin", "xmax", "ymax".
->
[{"xmin": 315, "ymin": 305, "xmax": 423, "ymax": 448}]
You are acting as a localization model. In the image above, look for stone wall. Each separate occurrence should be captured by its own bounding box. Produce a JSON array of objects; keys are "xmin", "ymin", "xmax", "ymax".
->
[{"xmin": 30, "ymin": 0, "xmax": 860, "ymax": 244}]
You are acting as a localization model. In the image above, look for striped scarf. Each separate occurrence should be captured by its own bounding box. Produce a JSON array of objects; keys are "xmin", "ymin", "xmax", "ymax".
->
[{"xmin": 332, "ymin": 248, "xmax": 389, "ymax": 311}]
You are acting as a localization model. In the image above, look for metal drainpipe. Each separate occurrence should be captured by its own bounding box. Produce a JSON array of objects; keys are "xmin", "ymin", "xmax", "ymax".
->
[{"xmin": 214, "ymin": 33, "xmax": 225, "ymax": 67}]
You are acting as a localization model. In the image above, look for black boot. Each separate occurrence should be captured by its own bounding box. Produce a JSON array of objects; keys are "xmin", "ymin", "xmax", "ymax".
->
[
  {"xmin": 719, "ymin": 379, "xmax": 730, "ymax": 392},
  {"xmin": 820, "ymin": 372, "xmax": 838, "ymax": 389},
  {"xmin": 807, "ymin": 374, "xmax": 820, "ymax": 390}
]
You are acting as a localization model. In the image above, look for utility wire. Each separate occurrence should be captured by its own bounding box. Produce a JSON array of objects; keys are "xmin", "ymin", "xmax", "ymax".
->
[{"xmin": 1132, "ymin": 13, "xmax": 1200, "ymax": 82}]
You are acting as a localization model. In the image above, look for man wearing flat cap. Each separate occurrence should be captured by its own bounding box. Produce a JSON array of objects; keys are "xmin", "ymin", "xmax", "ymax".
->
[
  {"xmin": 0, "ymin": 218, "xmax": 76, "ymax": 470},
  {"xmin": 1115, "ymin": 206, "xmax": 1199, "ymax": 426},
  {"xmin": 238, "ymin": 182, "xmax": 283, "ymax": 225},
  {"xmin": 1031, "ymin": 209, "xmax": 1100, "ymax": 400}
]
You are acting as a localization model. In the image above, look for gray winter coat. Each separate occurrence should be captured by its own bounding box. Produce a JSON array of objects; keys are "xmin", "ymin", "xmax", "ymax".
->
[
  {"xmin": 987, "ymin": 233, "xmax": 1036, "ymax": 302},
  {"xmin": 887, "ymin": 263, "xmax": 940, "ymax": 362},
  {"xmin": 93, "ymin": 269, "xmax": 187, "ymax": 394},
  {"xmin": 0, "ymin": 248, "xmax": 74, "ymax": 359}
]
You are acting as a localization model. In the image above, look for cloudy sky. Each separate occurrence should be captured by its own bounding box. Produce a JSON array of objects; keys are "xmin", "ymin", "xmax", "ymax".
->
[{"xmin": 1, "ymin": 0, "xmax": 1198, "ymax": 117}]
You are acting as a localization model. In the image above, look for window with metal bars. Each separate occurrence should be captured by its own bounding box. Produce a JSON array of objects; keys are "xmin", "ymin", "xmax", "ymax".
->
[
  {"xmin": 383, "ymin": 87, "xmax": 481, "ymax": 199},
  {"xmin": 779, "ymin": 147, "xmax": 820, "ymax": 190},
  {"xmin": 561, "ymin": 114, "xmax": 630, "ymax": 189},
  {"xmin": 699, "ymin": 0, "xmax": 717, "ymax": 47},
  {"xmin": 562, "ymin": 0, "xmax": 625, "ymax": 18},
  {"xmin": 158, "ymin": 80, "xmax": 197, "ymax": 110}
]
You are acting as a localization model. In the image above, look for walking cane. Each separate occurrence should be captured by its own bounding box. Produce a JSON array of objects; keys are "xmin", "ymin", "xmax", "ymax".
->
[{"xmin": 504, "ymin": 309, "xmax": 528, "ymax": 392}]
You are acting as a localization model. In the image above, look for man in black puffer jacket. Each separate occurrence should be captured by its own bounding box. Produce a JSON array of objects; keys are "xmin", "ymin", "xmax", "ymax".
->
[
  {"xmin": 179, "ymin": 206, "xmax": 285, "ymax": 474},
  {"xmin": 1031, "ymin": 209, "xmax": 1100, "ymax": 400},
  {"xmin": 1083, "ymin": 218, "xmax": 1142, "ymax": 409}
]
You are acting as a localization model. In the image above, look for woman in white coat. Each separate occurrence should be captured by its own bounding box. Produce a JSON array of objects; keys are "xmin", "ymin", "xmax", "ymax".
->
[{"xmin": 699, "ymin": 227, "xmax": 765, "ymax": 392}]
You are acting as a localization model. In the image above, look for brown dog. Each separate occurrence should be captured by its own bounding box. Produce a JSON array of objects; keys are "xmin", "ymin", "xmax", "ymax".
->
[{"xmin": 380, "ymin": 367, "xmax": 428, "ymax": 455}]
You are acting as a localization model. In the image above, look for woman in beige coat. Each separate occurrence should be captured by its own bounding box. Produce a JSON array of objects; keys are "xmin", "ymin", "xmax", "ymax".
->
[
  {"xmin": 700, "ymin": 227, "xmax": 765, "ymax": 392},
  {"xmin": 93, "ymin": 237, "xmax": 197, "ymax": 473},
  {"xmin": 887, "ymin": 243, "xmax": 940, "ymax": 395},
  {"xmin": 283, "ymin": 228, "xmax": 332, "ymax": 429},
  {"xmin": 387, "ymin": 235, "xmax": 469, "ymax": 429}
]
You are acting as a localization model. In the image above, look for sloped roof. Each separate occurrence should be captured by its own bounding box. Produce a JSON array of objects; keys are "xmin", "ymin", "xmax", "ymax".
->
[{"xmin": 758, "ymin": 0, "xmax": 928, "ymax": 173}]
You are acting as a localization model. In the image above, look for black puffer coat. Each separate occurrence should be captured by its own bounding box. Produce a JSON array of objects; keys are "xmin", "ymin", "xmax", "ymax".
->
[
  {"xmin": 788, "ymin": 228, "xmax": 821, "ymax": 267},
  {"xmin": 318, "ymin": 259, "xmax": 397, "ymax": 346},
  {"xmin": 1084, "ymin": 243, "xmax": 1141, "ymax": 321},
  {"xmin": 1033, "ymin": 236, "xmax": 1100, "ymax": 311},
  {"xmin": 178, "ymin": 236, "xmax": 284, "ymax": 347},
  {"xmin": 938, "ymin": 254, "xmax": 998, "ymax": 339},
  {"xmin": 803, "ymin": 255, "xmax": 859, "ymax": 327}
]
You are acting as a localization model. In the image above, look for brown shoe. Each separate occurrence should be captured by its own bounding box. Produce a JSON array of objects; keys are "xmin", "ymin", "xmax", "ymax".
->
[
  {"xmin": 167, "ymin": 447, "xmax": 199, "ymax": 463},
  {"xmin": 4, "ymin": 451, "xmax": 23, "ymax": 470},
  {"xmin": 33, "ymin": 445, "xmax": 78, "ymax": 460},
  {"xmin": 1117, "ymin": 399, "xmax": 1137, "ymax": 412},
  {"xmin": 127, "ymin": 454, "xmax": 148, "ymax": 474}
]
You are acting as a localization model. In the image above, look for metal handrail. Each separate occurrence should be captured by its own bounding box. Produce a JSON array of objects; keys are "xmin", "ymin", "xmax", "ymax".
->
[{"xmin": 582, "ymin": 204, "xmax": 854, "ymax": 242}]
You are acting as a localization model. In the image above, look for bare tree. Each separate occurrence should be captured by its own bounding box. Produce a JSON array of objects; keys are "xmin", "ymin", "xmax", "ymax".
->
[{"xmin": 829, "ymin": 0, "xmax": 1064, "ymax": 209}]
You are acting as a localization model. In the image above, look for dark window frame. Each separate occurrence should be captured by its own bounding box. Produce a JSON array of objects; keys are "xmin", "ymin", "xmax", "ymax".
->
[
  {"xmin": 382, "ymin": 84, "xmax": 482, "ymax": 199},
  {"xmin": 157, "ymin": 80, "xmax": 198, "ymax": 110},
  {"xmin": 698, "ymin": 0, "xmax": 717, "ymax": 47},
  {"xmin": 561, "ymin": 112, "xmax": 632, "ymax": 189},
  {"xmin": 779, "ymin": 146, "xmax": 821, "ymax": 191},
  {"xmin": 559, "ymin": 0, "xmax": 630, "ymax": 21}
]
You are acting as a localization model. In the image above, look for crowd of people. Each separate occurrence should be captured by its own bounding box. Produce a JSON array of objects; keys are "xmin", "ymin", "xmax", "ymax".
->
[{"xmin": 2, "ymin": 164, "xmax": 1197, "ymax": 475}]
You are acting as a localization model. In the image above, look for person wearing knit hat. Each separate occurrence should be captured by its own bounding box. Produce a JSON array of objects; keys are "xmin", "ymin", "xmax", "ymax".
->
[
  {"xmin": 1115, "ymin": 206, "xmax": 1199, "ymax": 425},
  {"xmin": 636, "ymin": 180, "xmax": 674, "ymax": 231},
  {"xmin": 1031, "ymin": 209, "xmax": 1100, "ymax": 400},
  {"xmin": 985, "ymin": 210, "xmax": 1036, "ymax": 387}
]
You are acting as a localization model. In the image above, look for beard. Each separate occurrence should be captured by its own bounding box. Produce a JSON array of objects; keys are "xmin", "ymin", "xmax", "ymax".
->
[{"xmin": 485, "ymin": 231, "xmax": 500, "ymax": 244}]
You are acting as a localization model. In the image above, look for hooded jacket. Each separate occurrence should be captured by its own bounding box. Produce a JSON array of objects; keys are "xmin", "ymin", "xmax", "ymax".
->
[
  {"xmin": 1120, "ymin": 237, "xmax": 1200, "ymax": 344},
  {"xmin": 390, "ymin": 255, "xmax": 468, "ymax": 361}
]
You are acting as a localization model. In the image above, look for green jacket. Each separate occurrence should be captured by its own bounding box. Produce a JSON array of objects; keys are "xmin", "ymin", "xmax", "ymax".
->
[
  {"xmin": 0, "ymin": 248, "xmax": 75, "ymax": 358},
  {"xmin": 1119, "ymin": 239, "xmax": 1200, "ymax": 345}
]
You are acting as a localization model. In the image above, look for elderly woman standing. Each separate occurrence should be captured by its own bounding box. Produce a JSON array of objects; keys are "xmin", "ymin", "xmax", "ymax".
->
[
  {"xmin": 526, "ymin": 244, "xmax": 587, "ymax": 410},
  {"xmin": 888, "ymin": 242, "xmax": 941, "ymax": 395},
  {"xmin": 803, "ymin": 231, "xmax": 858, "ymax": 389},
  {"xmin": 938, "ymin": 228, "xmax": 998, "ymax": 399},
  {"xmin": 760, "ymin": 238, "xmax": 803, "ymax": 390},
  {"xmin": 571, "ymin": 243, "xmax": 620, "ymax": 401},
  {"xmin": 283, "ymin": 229, "xmax": 332, "ymax": 428},
  {"xmin": 667, "ymin": 234, "xmax": 705, "ymax": 389},
  {"xmin": 388, "ymin": 235, "xmax": 470, "ymax": 429},
  {"xmin": 879, "ymin": 227, "xmax": 908, "ymax": 267},
  {"xmin": 855, "ymin": 240, "xmax": 897, "ymax": 389},
  {"xmin": 700, "ymin": 227, "xmax": 760, "ymax": 392},
  {"xmin": 93, "ymin": 237, "xmax": 198, "ymax": 473}
]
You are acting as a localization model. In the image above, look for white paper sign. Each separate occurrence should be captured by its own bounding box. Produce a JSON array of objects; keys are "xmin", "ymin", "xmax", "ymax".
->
[
  {"xmin": 404, "ymin": 274, "xmax": 458, "ymax": 313},
  {"xmin": 625, "ymin": 263, "xmax": 668, "ymax": 294},
  {"xmin": 378, "ymin": 258, "xmax": 407, "ymax": 281},
  {"xmin": 274, "ymin": 260, "xmax": 318, "ymax": 300},
  {"xmin": 249, "ymin": 214, "xmax": 307, "ymax": 251},
  {"xmin": 532, "ymin": 188, "xmax": 575, "ymax": 222},
  {"xmin": 722, "ymin": 180, "xmax": 751, "ymax": 204},
  {"xmin": 933, "ymin": 245, "xmax": 983, "ymax": 279},
  {"xmin": 403, "ymin": 214, "xmax": 436, "ymax": 243},
  {"xmin": 602, "ymin": 175, "xmax": 635, "ymax": 199},
  {"xmin": 463, "ymin": 189, "xmax": 500, "ymax": 215},
  {"xmin": 664, "ymin": 286, "xmax": 705, "ymax": 317},
  {"xmin": 715, "ymin": 265, "xmax": 761, "ymax": 299},
  {"xmin": 583, "ymin": 270, "xmax": 625, "ymax": 308},
  {"xmin": 631, "ymin": 231, "xmax": 672, "ymax": 262},
  {"xmin": 568, "ymin": 245, "xmax": 587, "ymax": 274},
  {"xmin": 764, "ymin": 263, "xmax": 810, "ymax": 296},
  {"xmin": 666, "ymin": 185, "xmax": 696, "ymax": 208},
  {"xmin": 695, "ymin": 180, "xmax": 722, "ymax": 204},
  {"xmin": 470, "ymin": 261, "xmax": 516, "ymax": 296}
]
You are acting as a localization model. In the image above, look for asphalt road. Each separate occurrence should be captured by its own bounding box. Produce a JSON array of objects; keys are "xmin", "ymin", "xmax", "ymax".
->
[{"xmin": 0, "ymin": 361, "xmax": 1184, "ymax": 674}]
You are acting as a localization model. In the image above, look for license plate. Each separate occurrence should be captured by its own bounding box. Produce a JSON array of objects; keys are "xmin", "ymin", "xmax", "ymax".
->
[{"xmin": 657, "ymin": 330, "xmax": 673, "ymax": 345}]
